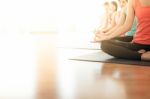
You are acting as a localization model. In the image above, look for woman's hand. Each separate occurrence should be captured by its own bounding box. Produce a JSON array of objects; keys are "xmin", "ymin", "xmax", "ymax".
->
[{"xmin": 94, "ymin": 32, "xmax": 109, "ymax": 42}]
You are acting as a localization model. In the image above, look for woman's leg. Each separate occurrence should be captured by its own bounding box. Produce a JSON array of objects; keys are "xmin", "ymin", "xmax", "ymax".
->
[
  {"xmin": 101, "ymin": 40, "xmax": 142, "ymax": 60},
  {"xmin": 112, "ymin": 36, "xmax": 133, "ymax": 42},
  {"xmin": 141, "ymin": 52, "xmax": 150, "ymax": 61},
  {"xmin": 140, "ymin": 45, "xmax": 150, "ymax": 61}
]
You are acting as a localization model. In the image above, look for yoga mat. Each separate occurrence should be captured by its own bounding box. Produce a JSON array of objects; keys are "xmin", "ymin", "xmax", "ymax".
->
[{"xmin": 70, "ymin": 51, "xmax": 150, "ymax": 66}]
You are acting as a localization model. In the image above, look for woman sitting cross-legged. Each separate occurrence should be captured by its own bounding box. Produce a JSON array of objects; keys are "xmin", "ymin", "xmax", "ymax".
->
[
  {"xmin": 96, "ymin": 0, "xmax": 137, "ymax": 43},
  {"xmin": 94, "ymin": 1, "xmax": 118, "ymax": 34},
  {"xmin": 112, "ymin": 0, "xmax": 137, "ymax": 42},
  {"xmin": 95, "ymin": 0, "xmax": 150, "ymax": 61}
]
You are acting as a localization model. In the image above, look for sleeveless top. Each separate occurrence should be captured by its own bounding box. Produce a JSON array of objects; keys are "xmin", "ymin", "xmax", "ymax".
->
[
  {"xmin": 125, "ymin": 17, "xmax": 137, "ymax": 36},
  {"xmin": 132, "ymin": 0, "xmax": 150, "ymax": 45}
]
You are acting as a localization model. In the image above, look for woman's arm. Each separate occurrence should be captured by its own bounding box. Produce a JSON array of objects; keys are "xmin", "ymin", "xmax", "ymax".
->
[
  {"xmin": 95, "ymin": 0, "xmax": 135, "ymax": 41},
  {"xmin": 101, "ymin": 12, "xmax": 109, "ymax": 29},
  {"xmin": 94, "ymin": 12, "xmax": 109, "ymax": 33},
  {"xmin": 101, "ymin": 12, "xmax": 117, "ymax": 33},
  {"xmin": 105, "ymin": 9, "xmax": 126, "ymax": 35},
  {"xmin": 95, "ymin": 11, "xmax": 117, "ymax": 34}
]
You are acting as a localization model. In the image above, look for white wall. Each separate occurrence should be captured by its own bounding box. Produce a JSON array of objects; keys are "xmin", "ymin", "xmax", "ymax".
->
[{"xmin": 0, "ymin": 0, "xmax": 106, "ymax": 36}]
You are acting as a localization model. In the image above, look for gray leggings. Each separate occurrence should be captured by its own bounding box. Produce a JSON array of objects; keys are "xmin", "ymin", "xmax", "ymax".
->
[{"xmin": 101, "ymin": 36, "xmax": 150, "ymax": 60}]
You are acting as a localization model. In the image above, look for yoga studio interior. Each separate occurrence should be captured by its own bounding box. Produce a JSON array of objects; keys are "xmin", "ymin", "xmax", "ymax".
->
[{"xmin": 0, "ymin": 0, "xmax": 150, "ymax": 99}]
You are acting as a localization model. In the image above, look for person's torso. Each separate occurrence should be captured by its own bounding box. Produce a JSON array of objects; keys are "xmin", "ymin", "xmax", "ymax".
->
[
  {"xmin": 125, "ymin": 17, "xmax": 137, "ymax": 36},
  {"xmin": 133, "ymin": 0, "xmax": 150, "ymax": 45}
]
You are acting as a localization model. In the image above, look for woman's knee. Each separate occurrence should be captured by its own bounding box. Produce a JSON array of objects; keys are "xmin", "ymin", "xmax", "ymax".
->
[
  {"xmin": 101, "ymin": 40, "xmax": 119, "ymax": 56},
  {"xmin": 101, "ymin": 41, "xmax": 113, "ymax": 54},
  {"xmin": 101, "ymin": 40, "xmax": 111, "ymax": 51}
]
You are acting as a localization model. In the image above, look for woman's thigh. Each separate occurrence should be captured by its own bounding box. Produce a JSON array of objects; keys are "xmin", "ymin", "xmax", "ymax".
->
[
  {"xmin": 101, "ymin": 40, "xmax": 142, "ymax": 60},
  {"xmin": 112, "ymin": 36, "xmax": 133, "ymax": 42},
  {"xmin": 102, "ymin": 39, "xmax": 142, "ymax": 51}
]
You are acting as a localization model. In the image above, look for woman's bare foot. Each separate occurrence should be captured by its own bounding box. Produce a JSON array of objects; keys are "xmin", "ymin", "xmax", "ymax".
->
[
  {"xmin": 138, "ymin": 49, "xmax": 146, "ymax": 54},
  {"xmin": 141, "ymin": 51, "xmax": 150, "ymax": 61}
]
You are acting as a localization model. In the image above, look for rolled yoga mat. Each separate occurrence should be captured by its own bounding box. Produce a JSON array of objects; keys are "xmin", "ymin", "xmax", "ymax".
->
[{"xmin": 70, "ymin": 51, "xmax": 150, "ymax": 66}]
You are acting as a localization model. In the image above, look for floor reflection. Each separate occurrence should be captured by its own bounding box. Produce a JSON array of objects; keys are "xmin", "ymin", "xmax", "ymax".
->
[
  {"xmin": 3, "ymin": 34, "xmax": 148, "ymax": 99},
  {"xmin": 99, "ymin": 63, "xmax": 150, "ymax": 99},
  {"xmin": 72, "ymin": 63, "xmax": 127, "ymax": 99},
  {"xmin": 35, "ymin": 35, "xmax": 58, "ymax": 99},
  {"xmin": 36, "ymin": 42, "xmax": 150, "ymax": 99}
]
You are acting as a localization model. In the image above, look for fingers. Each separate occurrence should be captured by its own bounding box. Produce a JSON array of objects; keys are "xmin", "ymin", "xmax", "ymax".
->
[
  {"xmin": 93, "ymin": 28, "xmax": 101, "ymax": 34},
  {"xmin": 93, "ymin": 30, "xmax": 108, "ymax": 42},
  {"xmin": 94, "ymin": 33, "xmax": 109, "ymax": 42},
  {"xmin": 95, "ymin": 32, "xmax": 105, "ymax": 38},
  {"xmin": 94, "ymin": 32, "xmax": 103, "ymax": 41},
  {"xmin": 95, "ymin": 37, "xmax": 102, "ymax": 42},
  {"xmin": 105, "ymin": 32, "xmax": 111, "ymax": 35}
]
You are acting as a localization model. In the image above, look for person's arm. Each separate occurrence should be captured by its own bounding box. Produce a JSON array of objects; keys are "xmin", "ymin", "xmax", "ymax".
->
[
  {"xmin": 106, "ymin": 0, "xmax": 135, "ymax": 38},
  {"xmin": 95, "ymin": 11, "xmax": 117, "ymax": 34},
  {"xmin": 101, "ymin": 12, "xmax": 109, "ymax": 29},
  {"xmin": 105, "ymin": 8, "xmax": 126, "ymax": 35},
  {"xmin": 96, "ymin": 0, "xmax": 135, "ymax": 41},
  {"xmin": 94, "ymin": 12, "xmax": 109, "ymax": 33},
  {"xmin": 101, "ymin": 12, "xmax": 117, "ymax": 32}
]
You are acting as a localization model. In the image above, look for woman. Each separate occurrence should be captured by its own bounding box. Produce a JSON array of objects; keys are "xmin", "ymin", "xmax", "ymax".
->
[
  {"xmin": 100, "ymin": 1, "xmax": 118, "ymax": 33},
  {"xmin": 96, "ymin": 0, "xmax": 136, "ymax": 42},
  {"xmin": 103, "ymin": 0, "xmax": 136, "ymax": 42},
  {"xmin": 95, "ymin": 0, "xmax": 150, "ymax": 61},
  {"xmin": 101, "ymin": 2, "xmax": 110, "ymax": 30},
  {"xmin": 94, "ymin": 1, "xmax": 118, "ymax": 41}
]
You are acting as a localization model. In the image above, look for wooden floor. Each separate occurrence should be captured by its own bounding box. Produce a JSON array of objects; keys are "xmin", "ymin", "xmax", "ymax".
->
[
  {"xmin": 0, "ymin": 35, "xmax": 150, "ymax": 99},
  {"xmin": 37, "ymin": 48, "xmax": 150, "ymax": 99}
]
